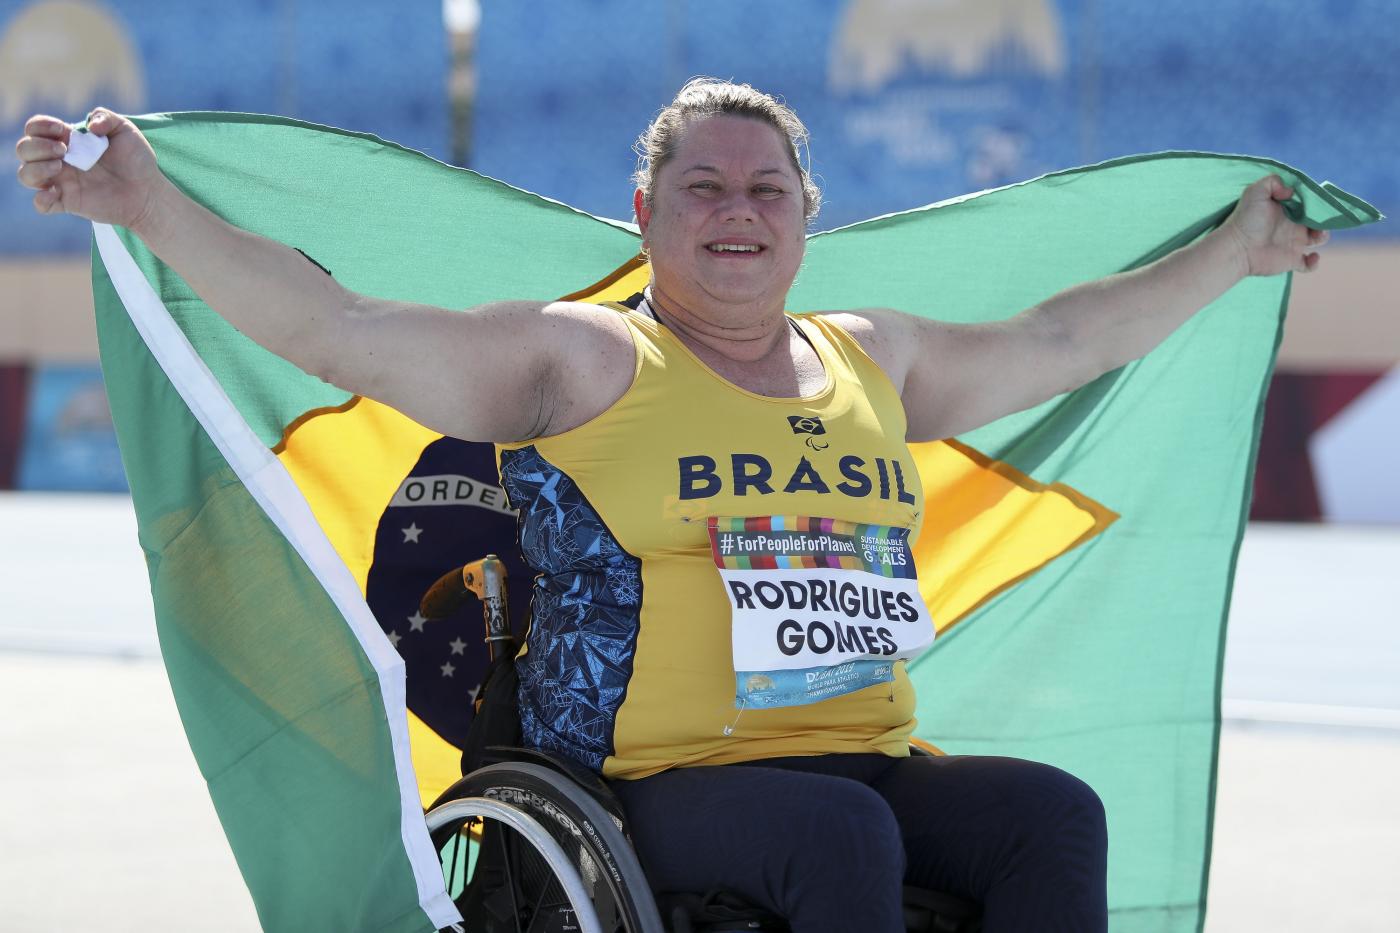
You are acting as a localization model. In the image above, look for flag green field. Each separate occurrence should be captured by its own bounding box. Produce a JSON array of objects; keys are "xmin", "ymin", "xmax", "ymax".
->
[{"xmin": 90, "ymin": 112, "xmax": 1378, "ymax": 932}]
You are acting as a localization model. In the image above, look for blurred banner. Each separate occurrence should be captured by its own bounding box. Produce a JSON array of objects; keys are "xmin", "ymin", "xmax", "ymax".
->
[
  {"xmin": 1305, "ymin": 368, "xmax": 1400, "ymax": 523},
  {"xmin": 1253, "ymin": 372, "xmax": 1386, "ymax": 522},
  {"xmin": 0, "ymin": 0, "xmax": 448, "ymax": 255},
  {"xmin": 0, "ymin": 362, "xmax": 28, "ymax": 487},
  {"xmin": 14, "ymin": 362, "xmax": 126, "ymax": 491},
  {"xmin": 9, "ymin": 361, "xmax": 1397, "ymax": 518},
  {"xmin": 474, "ymin": 0, "xmax": 1399, "ymax": 237}
]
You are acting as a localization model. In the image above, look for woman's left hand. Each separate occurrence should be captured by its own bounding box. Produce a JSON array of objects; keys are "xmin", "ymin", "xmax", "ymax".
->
[{"xmin": 1222, "ymin": 174, "xmax": 1330, "ymax": 277}]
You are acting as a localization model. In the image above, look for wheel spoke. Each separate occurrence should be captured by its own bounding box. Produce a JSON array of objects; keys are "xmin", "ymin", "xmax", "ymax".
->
[
  {"xmin": 446, "ymin": 823, "xmax": 463, "ymax": 897},
  {"xmin": 495, "ymin": 826, "xmax": 525, "ymax": 933},
  {"xmin": 426, "ymin": 763, "xmax": 660, "ymax": 932}
]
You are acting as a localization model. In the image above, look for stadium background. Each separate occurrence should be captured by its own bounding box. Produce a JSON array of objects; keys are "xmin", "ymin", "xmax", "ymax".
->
[{"xmin": 1, "ymin": 0, "xmax": 1396, "ymax": 521}]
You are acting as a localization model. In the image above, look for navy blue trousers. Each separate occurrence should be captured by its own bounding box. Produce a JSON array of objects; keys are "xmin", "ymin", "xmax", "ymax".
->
[{"xmin": 608, "ymin": 753, "xmax": 1108, "ymax": 933}]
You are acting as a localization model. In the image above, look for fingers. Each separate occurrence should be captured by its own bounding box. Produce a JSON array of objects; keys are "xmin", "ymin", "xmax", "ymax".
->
[
  {"xmin": 1268, "ymin": 174, "xmax": 1294, "ymax": 201},
  {"xmin": 21, "ymin": 108, "xmax": 128, "ymax": 143},
  {"xmin": 1245, "ymin": 173, "xmax": 1295, "ymax": 203},
  {"xmin": 15, "ymin": 132, "xmax": 66, "ymax": 164},
  {"xmin": 23, "ymin": 114, "xmax": 70, "ymax": 143},
  {"xmin": 1242, "ymin": 176, "xmax": 1269, "ymax": 201},
  {"xmin": 16, "ymin": 151, "xmax": 67, "ymax": 189},
  {"xmin": 1292, "ymin": 226, "xmax": 1327, "ymax": 273},
  {"xmin": 1297, "ymin": 228, "xmax": 1328, "ymax": 273},
  {"xmin": 16, "ymin": 119, "xmax": 70, "ymax": 197},
  {"xmin": 17, "ymin": 116, "xmax": 69, "ymax": 216},
  {"xmin": 86, "ymin": 107, "xmax": 130, "ymax": 139},
  {"xmin": 1289, "ymin": 224, "xmax": 1320, "ymax": 275},
  {"xmin": 32, "ymin": 185, "xmax": 65, "ymax": 216},
  {"xmin": 1232, "ymin": 176, "xmax": 1329, "ymax": 277}
]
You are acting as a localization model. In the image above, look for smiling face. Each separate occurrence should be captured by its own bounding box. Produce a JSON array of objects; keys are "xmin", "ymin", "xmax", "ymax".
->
[{"xmin": 635, "ymin": 113, "xmax": 808, "ymax": 318}]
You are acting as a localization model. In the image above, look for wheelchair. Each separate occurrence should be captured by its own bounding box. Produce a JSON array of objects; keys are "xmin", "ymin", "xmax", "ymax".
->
[{"xmin": 420, "ymin": 556, "xmax": 983, "ymax": 933}]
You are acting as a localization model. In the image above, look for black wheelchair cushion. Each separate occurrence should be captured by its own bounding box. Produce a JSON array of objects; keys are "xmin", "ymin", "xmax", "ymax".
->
[
  {"xmin": 656, "ymin": 889, "xmax": 788, "ymax": 932},
  {"xmin": 902, "ymin": 885, "xmax": 983, "ymax": 933}
]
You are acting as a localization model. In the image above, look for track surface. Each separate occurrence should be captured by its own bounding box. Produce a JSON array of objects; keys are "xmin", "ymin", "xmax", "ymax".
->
[{"xmin": 2, "ymin": 493, "xmax": 1396, "ymax": 931}]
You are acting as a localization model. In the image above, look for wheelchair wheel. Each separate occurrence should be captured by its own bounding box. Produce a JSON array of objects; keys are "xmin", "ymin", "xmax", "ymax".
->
[{"xmin": 426, "ymin": 761, "xmax": 663, "ymax": 933}]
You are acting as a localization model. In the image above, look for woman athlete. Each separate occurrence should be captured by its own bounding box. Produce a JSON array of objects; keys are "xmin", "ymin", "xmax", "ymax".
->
[{"xmin": 16, "ymin": 79, "xmax": 1327, "ymax": 931}]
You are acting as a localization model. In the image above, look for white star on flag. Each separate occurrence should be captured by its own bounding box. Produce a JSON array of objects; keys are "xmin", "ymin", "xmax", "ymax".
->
[
  {"xmin": 440, "ymin": 661, "xmax": 456, "ymax": 678},
  {"xmin": 402, "ymin": 523, "xmax": 423, "ymax": 543},
  {"xmin": 448, "ymin": 637, "xmax": 467, "ymax": 655},
  {"xmin": 408, "ymin": 611, "xmax": 427, "ymax": 632},
  {"xmin": 387, "ymin": 630, "xmax": 402, "ymax": 647}
]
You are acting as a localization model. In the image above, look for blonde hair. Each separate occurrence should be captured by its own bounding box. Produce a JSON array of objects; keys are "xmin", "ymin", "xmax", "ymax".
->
[{"xmin": 632, "ymin": 77, "xmax": 822, "ymax": 222}]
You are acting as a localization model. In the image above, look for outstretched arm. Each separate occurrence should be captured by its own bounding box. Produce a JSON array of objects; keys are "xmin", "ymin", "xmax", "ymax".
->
[
  {"xmin": 15, "ymin": 109, "xmax": 631, "ymax": 442},
  {"xmin": 830, "ymin": 175, "xmax": 1329, "ymax": 442}
]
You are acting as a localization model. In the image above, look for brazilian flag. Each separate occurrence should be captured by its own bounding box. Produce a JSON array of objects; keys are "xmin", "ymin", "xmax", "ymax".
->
[{"xmin": 89, "ymin": 112, "xmax": 1378, "ymax": 932}]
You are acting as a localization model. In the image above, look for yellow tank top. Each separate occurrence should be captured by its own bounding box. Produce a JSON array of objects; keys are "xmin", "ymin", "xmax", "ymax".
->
[{"xmin": 497, "ymin": 298, "xmax": 925, "ymax": 780}]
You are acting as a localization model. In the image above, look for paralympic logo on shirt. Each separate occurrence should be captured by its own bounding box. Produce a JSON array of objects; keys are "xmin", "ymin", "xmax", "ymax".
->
[
  {"xmin": 788, "ymin": 415, "xmax": 830, "ymax": 451},
  {"xmin": 678, "ymin": 453, "xmax": 917, "ymax": 503}
]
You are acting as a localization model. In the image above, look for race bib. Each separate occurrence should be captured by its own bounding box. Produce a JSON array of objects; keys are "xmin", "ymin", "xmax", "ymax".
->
[{"xmin": 709, "ymin": 516, "xmax": 935, "ymax": 709}]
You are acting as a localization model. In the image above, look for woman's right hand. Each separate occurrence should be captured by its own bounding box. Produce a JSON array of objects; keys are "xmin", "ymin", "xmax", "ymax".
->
[{"xmin": 15, "ymin": 107, "xmax": 165, "ymax": 231}]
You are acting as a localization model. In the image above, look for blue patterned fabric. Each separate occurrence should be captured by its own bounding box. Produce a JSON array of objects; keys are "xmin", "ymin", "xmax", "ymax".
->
[{"xmin": 499, "ymin": 445, "xmax": 642, "ymax": 771}]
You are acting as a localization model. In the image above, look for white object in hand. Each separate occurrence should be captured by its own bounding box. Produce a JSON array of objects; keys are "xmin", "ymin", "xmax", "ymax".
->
[{"xmin": 63, "ymin": 130, "xmax": 109, "ymax": 171}]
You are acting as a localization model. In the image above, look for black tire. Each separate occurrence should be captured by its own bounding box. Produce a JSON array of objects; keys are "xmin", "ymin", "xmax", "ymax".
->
[{"xmin": 427, "ymin": 761, "xmax": 663, "ymax": 933}]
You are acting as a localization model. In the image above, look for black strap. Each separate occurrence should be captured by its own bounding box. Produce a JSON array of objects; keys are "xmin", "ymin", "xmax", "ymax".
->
[
  {"xmin": 631, "ymin": 290, "xmax": 815, "ymax": 350},
  {"xmin": 294, "ymin": 247, "xmax": 332, "ymax": 277}
]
